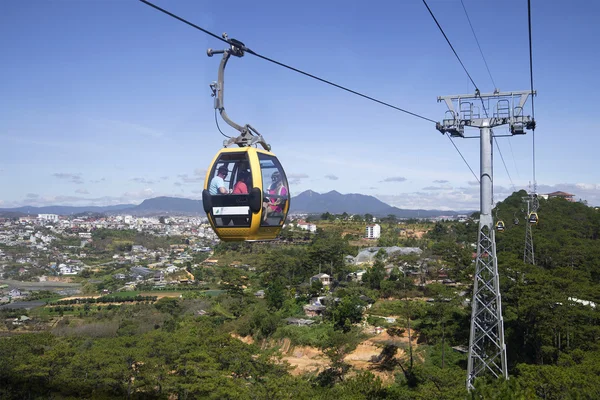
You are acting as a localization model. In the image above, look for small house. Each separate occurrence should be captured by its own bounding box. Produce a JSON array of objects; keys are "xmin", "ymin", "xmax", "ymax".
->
[{"xmin": 310, "ymin": 273, "xmax": 332, "ymax": 286}]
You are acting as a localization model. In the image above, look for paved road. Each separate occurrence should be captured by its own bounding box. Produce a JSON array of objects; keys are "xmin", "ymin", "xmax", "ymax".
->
[{"xmin": 0, "ymin": 279, "xmax": 82, "ymax": 289}]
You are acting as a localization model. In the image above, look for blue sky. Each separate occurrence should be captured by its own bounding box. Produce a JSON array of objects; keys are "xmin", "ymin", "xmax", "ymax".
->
[{"xmin": 1, "ymin": 0, "xmax": 599, "ymax": 210}]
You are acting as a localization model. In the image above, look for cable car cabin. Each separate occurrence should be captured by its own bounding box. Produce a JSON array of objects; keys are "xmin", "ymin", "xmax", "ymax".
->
[
  {"xmin": 202, "ymin": 147, "xmax": 290, "ymax": 241},
  {"xmin": 495, "ymin": 220, "xmax": 505, "ymax": 232},
  {"xmin": 528, "ymin": 212, "xmax": 539, "ymax": 225}
]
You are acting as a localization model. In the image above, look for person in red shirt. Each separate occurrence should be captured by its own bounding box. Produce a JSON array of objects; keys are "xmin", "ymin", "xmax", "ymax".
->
[{"xmin": 233, "ymin": 170, "xmax": 249, "ymax": 194}]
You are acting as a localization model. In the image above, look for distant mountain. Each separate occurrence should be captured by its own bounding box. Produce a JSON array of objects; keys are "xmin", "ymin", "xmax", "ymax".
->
[
  {"xmin": 290, "ymin": 190, "xmax": 395, "ymax": 215},
  {"xmin": 0, "ymin": 204, "xmax": 135, "ymax": 216},
  {"xmin": 0, "ymin": 191, "xmax": 473, "ymax": 218},
  {"xmin": 128, "ymin": 196, "xmax": 204, "ymax": 216},
  {"xmin": 290, "ymin": 190, "xmax": 471, "ymax": 218}
]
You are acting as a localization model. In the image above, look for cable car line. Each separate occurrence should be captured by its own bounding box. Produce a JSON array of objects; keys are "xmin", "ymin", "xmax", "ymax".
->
[
  {"xmin": 446, "ymin": 133, "xmax": 479, "ymax": 183},
  {"xmin": 139, "ymin": 0, "xmax": 229, "ymax": 45},
  {"xmin": 460, "ymin": 0, "xmax": 497, "ymax": 90},
  {"xmin": 493, "ymin": 134, "xmax": 515, "ymax": 191},
  {"xmin": 139, "ymin": 0, "xmax": 436, "ymax": 124},
  {"xmin": 424, "ymin": 0, "xmax": 520, "ymax": 193},
  {"xmin": 527, "ymin": 0, "xmax": 537, "ymax": 191},
  {"xmin": 422, "ymin": 0, "xmax": 478, "ymax": 91},
  {"xmin": 460, "ymin": 0, "xmax": 520, "ymax": 188},
  {"xmin": 139, "ymin": 0, "xmax": 483, "ymax": 187},
  {"xmin": 507, "ymin": 137, "xmax": 521, "ymax": 180}
]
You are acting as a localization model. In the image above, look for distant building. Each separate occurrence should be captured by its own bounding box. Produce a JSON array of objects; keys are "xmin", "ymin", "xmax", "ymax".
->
[
  {"xmin": 546, "ymin": 191, "xmax": 575, "ymax": 202},
  {"xmin": 296, "ymin": 220, "xmax": 317, "ymax": 233},
  {"xmin": 38, "ymin": 214, "xmax": 59, "ymax": 222},
  {"xmin": 365, "ymin": 224, "xmax": 381, "ymax": 239}
]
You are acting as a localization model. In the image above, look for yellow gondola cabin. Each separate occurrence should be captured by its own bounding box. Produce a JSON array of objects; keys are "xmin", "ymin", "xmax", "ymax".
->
[
  {"xmin": 202, "ymin": 147, "xmax": 290, "ymax": 241},
  {"xmin": 495, "ymin": 220, "xmax": 505, "ymax": 232}
]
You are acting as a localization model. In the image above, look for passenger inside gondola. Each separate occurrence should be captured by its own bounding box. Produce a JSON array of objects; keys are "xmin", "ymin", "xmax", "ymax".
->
[
  {"xmin": 233, "ymin": 169, "xmax": 250, "ymax": 194},
  {"xmin": 209, "ymin": 166, "xmax": 230, "ymax": 195},
  {"xmin": 263, "ymin": 171, "xmax": 287, "ymax": 221}
]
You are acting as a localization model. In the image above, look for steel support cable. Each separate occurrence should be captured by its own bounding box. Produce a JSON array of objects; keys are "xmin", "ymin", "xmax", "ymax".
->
[
  {"xmin": 446, "ymin": 133, "xmax": 479, "ymax": 183},
  {"xmin": 507, "ymin": 137, "xmax": 521, "ymax": 179},
  {"xmin": 423, "ymin": 0, "xmax": 518, "ymax": 190},
  {"xmin": 139, "ymin": 0, "xmax": 436, "ymax": 124},
  {"xmin": 422, "ymin": 0, "xmax": 478, "ymax": 90},
  {"xmin": 461, "ymin": 0, "xmax": 519, "ymax": 188},
  {"xmin": 493, "ymin": 134, "xmax": 516, "ymax": 191},
  {"xmin": 140, "ymin": 0, "xmax": 480, "ymax": 183},
  {"xmin": 460, "ymin": 0, "xmax": 497, "ymax": 90},
  {"xmin": 527, "ymin": 0, "xmax": 537, "ymax": 191}
]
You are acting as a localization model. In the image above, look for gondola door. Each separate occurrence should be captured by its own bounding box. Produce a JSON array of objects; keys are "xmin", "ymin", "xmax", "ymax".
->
[{"xmin": 203, "ymin": 149, "xmax": 261, "ymax": 241}]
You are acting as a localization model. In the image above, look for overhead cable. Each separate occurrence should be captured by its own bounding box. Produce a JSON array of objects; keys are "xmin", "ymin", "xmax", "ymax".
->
[
  {"xmin": 139, "ymin": 0, "xmax": 436, "ymax": 124},
  {"xmin": 424, "ymin": 0, "xmax": 520, "ymax": 190},
  {"xmin": 460, "ymin": 0, "xmax": 497, "ymax": 90},
  {"xmin": 140, "ymin": 0, "xmax": 481, "ymax": 184},
  {"xmin": 422, "ymin": 0, "xmax": 478, "ymax": 91},
  {"xmin": 527, "ymin": 0, "xmax": 537, "ymax": 191},
  {"xmin": 493, "ymin": 135, "xmax": 515, "ymax": 191},
  {"xmin": 446, "ymin": 134, "xmax": 479, "ymax": 183}
]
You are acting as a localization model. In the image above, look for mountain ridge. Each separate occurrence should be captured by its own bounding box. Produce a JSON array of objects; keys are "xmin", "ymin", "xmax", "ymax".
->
[{"xmin": 0, "ymin": 191, "xmax": 474, "ymax": 218}]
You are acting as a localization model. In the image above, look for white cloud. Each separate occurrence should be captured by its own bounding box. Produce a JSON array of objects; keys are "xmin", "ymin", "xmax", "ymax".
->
[
  {"xmin": 325, "ymin": 174, "xmax": 339, "ymax": 180},
  {"xmin": 287, "ymin": 173, "xmax": 309, "ymax": 185},
  {"xmin": 177, "ymin": 173, "xmax": 204, "ymax": 184},
  {"xmin": 434, "ymin": 180, "xmax": 449, "ymax": 184},
  {"xmin": 75, "ymin": 189, "xmax": 89, "ymax": 194},
  {"xmin": 382, "ymin": 176, "xmax": 407, "ymax": 183},
  {"xmin": 422, "ymin": 186, "xmax": 450, "ymax": 191},
  {"xmin": 131, "ymin": 177, "xmax": 156, "ymax": 184},
  {"xmin": 53, "ymin": 173, "xmax": 84, "ymax": 185}
]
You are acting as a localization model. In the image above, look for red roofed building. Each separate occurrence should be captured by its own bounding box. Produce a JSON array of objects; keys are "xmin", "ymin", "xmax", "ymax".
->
[{"xmin": 546, "ymin": 191, "xmax": 575, "ymax": 202}]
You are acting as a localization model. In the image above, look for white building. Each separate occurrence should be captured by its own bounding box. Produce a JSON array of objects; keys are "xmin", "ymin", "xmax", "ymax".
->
[
  {"xmin": 38, "ymin": 214, "xmax": 59, "ymax": 222},
  {"xmin": 297, "ymin": 222, "xmax": 317, "ymax": 232},
  {"xmin": 365, "ymin": 224, "xmax": 381, "ymax": 239}
]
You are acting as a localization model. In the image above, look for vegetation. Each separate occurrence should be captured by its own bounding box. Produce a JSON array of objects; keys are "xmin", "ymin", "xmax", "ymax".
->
[{"xmin": 1, "ymin": 193, "xmax": 600, "ymax": 398}]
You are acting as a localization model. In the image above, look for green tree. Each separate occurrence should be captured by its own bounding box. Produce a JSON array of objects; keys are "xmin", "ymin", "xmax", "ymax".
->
[
  {"xmin": 327, "ymin": 295, "xmax": 365, "ymax": 332},
  {"xmin": 265, "ymin": 279, "xmax": 286, "ymax": 311}
]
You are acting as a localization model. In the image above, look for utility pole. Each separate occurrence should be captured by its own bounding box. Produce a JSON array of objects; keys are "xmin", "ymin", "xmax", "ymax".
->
[{"xmin": 436, "ymin": 90, "xmax": 535, "ymax": 390}]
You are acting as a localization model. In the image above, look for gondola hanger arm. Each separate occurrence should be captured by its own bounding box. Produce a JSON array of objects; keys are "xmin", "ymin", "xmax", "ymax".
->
[{"xmin": 208, "ymin": 34, "xmax": 271, "ymax": 151}]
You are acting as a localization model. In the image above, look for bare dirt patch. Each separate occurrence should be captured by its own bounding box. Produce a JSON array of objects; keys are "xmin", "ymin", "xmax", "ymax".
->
[
  {"xmin": 282, "ymin": 346, "xmax": 329, "ymax": 376},
  {"xmin": 229, "ymin": 327, "xmax": 416, "ymax": 380}
]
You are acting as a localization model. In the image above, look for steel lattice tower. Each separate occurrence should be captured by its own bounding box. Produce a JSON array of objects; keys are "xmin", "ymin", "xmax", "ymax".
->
[
  {"xmin": 436, "ymin": 90, "xmax": 535, "ymax": 390},
  {"xmin": 523, "ymin": 195, "xmax": 537, "ymax": 265}
]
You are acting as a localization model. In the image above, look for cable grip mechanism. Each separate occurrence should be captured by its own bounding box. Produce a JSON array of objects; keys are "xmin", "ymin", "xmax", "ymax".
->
[{"xmin": 207, "ymin": 34, "xmax": 270, "ymax": 151}]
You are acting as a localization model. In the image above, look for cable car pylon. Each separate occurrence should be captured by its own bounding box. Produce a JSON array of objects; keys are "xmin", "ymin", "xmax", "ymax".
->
[
  {"xmin": 523, "ymin": 192, "xmax": 538, "ymax": 265},
  {"xmin": 436, "ymin": 89, "xmax": 535, "ymax": 390}
]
